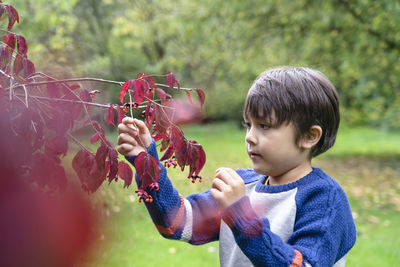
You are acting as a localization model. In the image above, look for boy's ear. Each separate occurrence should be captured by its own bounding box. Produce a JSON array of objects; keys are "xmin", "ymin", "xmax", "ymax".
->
[{"xmin": 300, "ymin": 125, "xmax": 322, "ymax": 150}]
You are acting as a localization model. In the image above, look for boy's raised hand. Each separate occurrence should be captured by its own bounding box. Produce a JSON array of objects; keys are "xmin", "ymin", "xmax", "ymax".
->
[
  {"xmin": 210, "ymin": 168, "xmax": 245, "ymax": 209},
  {"xmin": 117, "ymin": 117, "xmax": 152, "ymax": 157}
]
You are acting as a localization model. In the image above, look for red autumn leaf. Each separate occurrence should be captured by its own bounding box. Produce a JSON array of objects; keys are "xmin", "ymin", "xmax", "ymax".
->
[
  {"xmin": 185, "ymin": 142, "xmax": 198, "ymax": 178},
  {"xmin": 94, "ymin": 143, "xmax": 108, "ymax": 171},
  {"xmin": 72, "ymin": 149, "xmax": 99, "ymax": 193},
  {"xmin": 30, "ymin": 152, "xmax": 67, "ymax": 192},
  {"xmin": 90, "ymin": 132, "xmax": 101, "ymax": 144},
  {"xmin": 175, "ymin": 141, "xmax": 187, "ymax": 171},
  {"xmin": 195, "ymin": 89, "xmax": 205, "ymax": 111},
  {"xmin": 146, "ymin": 74, "xmax": 155, "ymax": 89},
  {"xmin": 45, "ymin": 135, "xmax": 69, "ymax": 158},
  {"xmin": 144, "ymin": 103, "xmax": 155, "ymax": 129},
  {"xmin": 195, "ymin": 144, "xmax": 206, "ymax": 177},
  {"xmin": 120, "ymin": 80, "xmax": 132, "ymax": 103},
  {"xmin": 50, "ymin": 110, "xmax": 72, "ymax": 136},
  {"xmin": 12, "ymin": 53, "xmax": 23, "ymax": 76},
  {"xmin": 3, "ymin": 33, "xmax": 16, "ymax": 50},
  {"xmin": 167, "ymin": 71, "xmax": 180, "ymax": 90},
  {"xmin": 155, "ymin": 88, "xmax": 171, "ymax": 105},
  {"xmin": 80, "ymin": 89, "xmax": 92, "ymax": 103},
  {"xmin": 5, "ymin": 4, "xmax": 19, "ymax": 30},
  {"xmin": 105, "ymin": 105, "xmax": 115, "ymax": 126},
  {"xmin": 0, "ymin": 45, "xmax": 12, "ymax": 73},
  {"xmin": 134, "ymin": 152, "xmax": 161, "ymax": 189},
  {"xmin": 108, "ymin": 146, "xmax": 119, "ymax": 183},
  {"xmin": 185, "ymin": 90, "xmax": 195, "ymax": 106},
  {"xmin": 69, "ymin": 84, "xmax": 81, "ymax": 90},
  {"xmin": 148, "ymin": 76, "xmax": 155, "ymax": 89},
  {"xmin": 185, "ymin": 140, "xmax": 206, "ymax": 178},
  {"xmin": 22, "ymin": 57, "xmax": 35, "ymax": 78},
  {"xmin": 160, "ymin": 143, "xmax": 175, "ymax": 161},
  {"xmin": 46, "ymin": 79, "xmax": 61, "ymax": 99},
  {"xmin": 118, "ymin": 161, "xmax": 133, "ymax": 188},
  {"xmin": 73, "ymin": 144, "xmax": 108, "ymax": 193},
  {"xmin": 138, "ymin": 73, "xmax": 156, "ymax": 92},
  {"xmin": 170, "ymin": 127, "xmax": 187, "ymax": 170},
  {"xmin": 133, "ymin": 79, "xmax": 145, "ymax": 104},
  {"xmin": 170, "ymin": 126, "xmax": 185, "ymax": 149},
  {"xmin": 160, "ymin": 135, "xmax": 170, "ymax": 152},
  {"xmin": 117, "ymin": 105, "xmax": 124, "ymax": 125},
  {"xmin": 16, "ymin": 34, "xmax": 27, "ymax": 56},
  {"xmin": 154, "ymin": 105, "xmax": 170, "ymax": 135}
]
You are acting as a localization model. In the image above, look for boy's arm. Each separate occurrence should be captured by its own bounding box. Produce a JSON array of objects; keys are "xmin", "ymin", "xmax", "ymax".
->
[
  {"xmin": 118, "ymin": 118, "xmax": 220, "ymax": 244},
  {"xmin": 126, "ymin": 141, "xmax": 221, "ymax": 244},
  {"xmin": 220, "ymin": 186, "xmax": 356, "ymax": 267}
]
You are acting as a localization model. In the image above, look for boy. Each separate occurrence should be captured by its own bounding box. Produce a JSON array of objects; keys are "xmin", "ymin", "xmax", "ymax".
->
[{"xmin": 117, "ymin": 67, "xmax": 357, "ymax": 266}]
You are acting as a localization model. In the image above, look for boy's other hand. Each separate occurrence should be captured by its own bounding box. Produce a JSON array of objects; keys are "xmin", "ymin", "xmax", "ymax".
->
[
  {"xmin": 117, "ymin": 117, "xmax": 152, "ymax": 157},
  {"xmin": 210, "ymin": 168, "xmax": 245, "ymax": 209}
]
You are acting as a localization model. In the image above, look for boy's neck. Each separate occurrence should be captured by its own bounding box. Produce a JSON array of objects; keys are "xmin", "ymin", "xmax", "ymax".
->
[{"xmin": 265, "ymin": 162, "xmax": 313, "ymax": 186}]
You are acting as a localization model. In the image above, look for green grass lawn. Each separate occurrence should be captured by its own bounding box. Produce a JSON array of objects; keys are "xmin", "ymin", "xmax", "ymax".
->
[{"xmin": 82, "ymin": 122, "xmax": 400, "ymax": 266}]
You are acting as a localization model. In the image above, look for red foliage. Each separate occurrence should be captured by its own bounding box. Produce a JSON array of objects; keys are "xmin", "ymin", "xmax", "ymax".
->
[
  {"xmin": 118, "ymin": 161, "xmax": 133, "ymax": 187},
  {"xmin": 0, "ymin": 1, "xmax": 206, "ymax": 208},
  {"xmin": 0, "ymin": 100, "xmax": 97, "ymax": 267},
  {"xmin": 106, "ymin": 105, "xmax": 116, "ymax": 126},
  {"xmin": 167, "ymin": 71, "xmax": 180, "ymax": 89},
  {"xmin": 4, "ymin": 4, "xmax": 19, "ymax": 30}
]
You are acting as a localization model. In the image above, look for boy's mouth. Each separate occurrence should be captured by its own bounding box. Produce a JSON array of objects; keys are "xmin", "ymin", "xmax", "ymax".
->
[{"xmin": 248, "ymin": 151, "xmax": 261, "ymax": 159}]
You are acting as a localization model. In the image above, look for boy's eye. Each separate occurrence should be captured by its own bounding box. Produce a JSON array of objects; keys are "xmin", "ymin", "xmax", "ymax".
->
[
  {"xmin": 259, "ymin": 123, "xmax": 269, "ymax": 130},
  {"xmin": 242, "ymin": 121, "xmax": 251, "ymax": 129}
]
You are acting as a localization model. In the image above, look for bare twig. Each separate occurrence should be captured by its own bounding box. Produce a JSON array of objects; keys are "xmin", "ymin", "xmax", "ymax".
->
[
  {"xmin": 128, "ymin": 90, "xmax": 134, "ymax": 118},
  {"xmin": 23, "ymin": 77, "xmax": 124, "ymax": 87},
  {"xmin": 155, "ymin": 82, "xmax": 193, "ymax": 91},
  {"xmin": 67, "ymin": 133, "xmax": 92, "ymax": 153}
]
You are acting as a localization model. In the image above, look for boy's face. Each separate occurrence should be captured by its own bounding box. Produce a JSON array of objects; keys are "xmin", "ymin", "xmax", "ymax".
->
[{"xmin": 244, "ymin": 115, "xmax": 309, "ymax": 178}]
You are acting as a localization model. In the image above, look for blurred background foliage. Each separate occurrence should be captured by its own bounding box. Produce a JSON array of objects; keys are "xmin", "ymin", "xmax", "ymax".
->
[{"xmin": 13, "ymin": 0, "xmax": 400, "ymax": 128}]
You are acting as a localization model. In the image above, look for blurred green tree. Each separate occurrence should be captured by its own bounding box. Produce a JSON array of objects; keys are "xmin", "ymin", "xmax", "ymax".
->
[{"xmin": 12, "ymin": 0, "xmax": 400, "ymax": 128}]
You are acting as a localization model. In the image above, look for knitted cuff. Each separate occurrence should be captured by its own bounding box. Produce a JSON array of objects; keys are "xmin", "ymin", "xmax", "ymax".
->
[{"xmin": 222, "ymin": 196, "xmax": 265, "ymax": 237}]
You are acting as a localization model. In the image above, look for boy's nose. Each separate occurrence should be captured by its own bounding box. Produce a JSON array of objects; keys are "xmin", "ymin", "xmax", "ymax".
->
[{"xmin": 245, "ymin": 129, "xmax": 257, "ymax": 145}]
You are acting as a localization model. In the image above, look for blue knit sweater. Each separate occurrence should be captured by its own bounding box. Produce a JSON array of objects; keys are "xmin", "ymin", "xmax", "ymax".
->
[{"xmin": 126, "ymin": 141, "xmax": 357, "ymax": 267}]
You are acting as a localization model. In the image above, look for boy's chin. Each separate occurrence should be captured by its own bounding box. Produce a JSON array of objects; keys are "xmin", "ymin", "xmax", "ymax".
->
[{"xmin": 252, "ymin": 165, "xmax": 269, "ymax": 176}]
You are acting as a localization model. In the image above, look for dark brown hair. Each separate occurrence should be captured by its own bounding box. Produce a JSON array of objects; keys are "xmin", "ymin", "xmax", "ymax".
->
[{"xmin": 243, "ymin": 67, "xmax": 340, "ymax": 157}]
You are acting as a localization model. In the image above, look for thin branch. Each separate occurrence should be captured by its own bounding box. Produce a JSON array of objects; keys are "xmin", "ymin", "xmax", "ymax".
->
[
  {"xmin": 23, "ymin": 77, "xmax": 124, "ymax": 87},
  {"xmin": 144, "ymin": 96, "xmax": 175, "ymax": 109},
  {"xmin": 128, "ymin": 90, "xmax": 134, "ymax": 118},
  {"xmin": 24, "ymin": 94, "xmax": 112, "ymax": 108},
  {"xmin": 155, "ymin": 82, "xmax": 194, "ymax": 91},
  {"xmin": 67, "ymin": 133, "xmax": 92, "ymax": 153}
]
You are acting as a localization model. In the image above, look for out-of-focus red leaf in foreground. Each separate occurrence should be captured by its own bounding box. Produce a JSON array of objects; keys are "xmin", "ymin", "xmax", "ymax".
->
[{"xmin": 0, "ymin": 115, "xmax": 98, "ymax": 267}]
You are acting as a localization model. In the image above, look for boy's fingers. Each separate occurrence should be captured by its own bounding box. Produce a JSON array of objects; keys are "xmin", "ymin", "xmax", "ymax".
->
[
  {"xmin": 212, "ymin": 178, "xmax": 228, "ymax": 192},
  {"xmin": 210, "ymin": 188, "xmax": 222, "ymax": 200},
  {"xmin": 122, "ymin": 117, "xmax": 135, "ymax": 125},
  {"xmin": 133, "ymin": 119, "xmax": 149, "ymax": 135},
  {"xmin": 117, "ymin": 133, "xmax": 138, "ymax": 146},
  {"xmin": 118, "ymin": 123, "xmax": 138, "ymax": 136},
  {"xmin": 215, "ymin": 168, "xmax": 234, "ymax": 183},
  {"xmin": 117, "ymin": 143, "xmax": 134, "ymax": 155}
]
